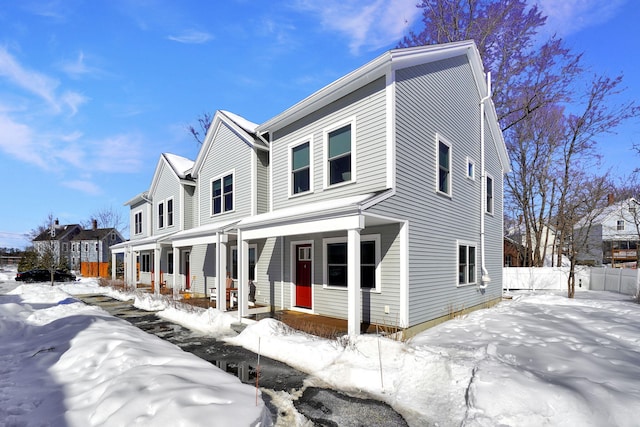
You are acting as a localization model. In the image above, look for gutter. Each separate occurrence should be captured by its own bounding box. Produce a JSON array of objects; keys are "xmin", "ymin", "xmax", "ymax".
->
[{"xmin": 479, "ymin": 72, "xmax": 492, "ymax": 289}]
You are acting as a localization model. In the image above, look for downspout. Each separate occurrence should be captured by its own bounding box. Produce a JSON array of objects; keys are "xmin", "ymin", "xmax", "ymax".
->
[{"xmin": 479, "ymin": 72, "xmax": 492, "ymax": 289}]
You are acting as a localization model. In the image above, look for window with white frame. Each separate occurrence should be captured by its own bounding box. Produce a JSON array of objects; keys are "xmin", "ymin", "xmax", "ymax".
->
[
  {"xmin": 437, "ymin": 137, "xmax": 451, "ymax": 195},
  {"xmin": 617, "ymin": 220, "xmax": 625, "ymax": 231},
  {"xmin": 458, "ymin": 243, "xmax": 476, "ymax": 285},
  {"xmin": 291, "ymin": 140, "xmax": 311, "ymax": 195},
  {"xmin": 323, "ymin": 235, "xmax": 380, "ymax": 289},
  {"xmin": 467, "ymin": 158, "xmax": 475, "ymax": 180},
  {"xmin": 167, "ymin": 251, "xmax": 174, "ymax": 274},
  {"xmin": 134, "ymin": 211, "xmax": 143, "ymax": 235},
  {"xmin": 231, "ymin": 245, "xmax": 257, "ymax": 282},
  {"xmin": 212, "ymin": 173, "xmax": 234, "ymax": 215},
  {"xmin": 325, "ymin": 119, "xmax": 355, "ymax": 187},
  {"xmin": 486, "ymin": 174, "xmax": 494, "ymax": 214},
  {"xmin": 167, "ymin": 198, "xmax": 174, "ymax": 226},
  {"xmin": 158, "ymin": 202, "xmax": 164, "ymax": 228},
  {"xmin": 141, "ymin": 253, "xmax": 151, "ymax": 272}
]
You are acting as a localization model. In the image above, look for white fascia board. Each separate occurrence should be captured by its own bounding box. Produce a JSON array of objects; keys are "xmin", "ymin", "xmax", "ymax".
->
[
  {"xmin": 172, "ymin": 235, "xmax": 215, "ymax": 248},
  {"xmin": 242, "ymin": 215, "xmax": 363, "ymax": 240}
]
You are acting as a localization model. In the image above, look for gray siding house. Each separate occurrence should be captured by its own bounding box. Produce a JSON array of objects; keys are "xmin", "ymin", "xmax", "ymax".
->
[{"xmin": 112, "ymin": 41, "xmax": 509, "ymax": 336}]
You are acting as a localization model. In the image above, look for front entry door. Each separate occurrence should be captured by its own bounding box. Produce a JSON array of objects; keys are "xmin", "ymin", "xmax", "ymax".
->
[{"xmin": 295, "ymin": 245, "xmax": 312, "ymax": 309}]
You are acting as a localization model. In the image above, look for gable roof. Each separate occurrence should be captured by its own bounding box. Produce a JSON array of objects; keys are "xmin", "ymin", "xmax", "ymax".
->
[
  {"xmin": 71, "ymin": 228, "xmax": 123, "ymax": 242},
  {"xmin": 257, "ymin": 40, "xmax": 509, "ymax": 173},
  {"xmin": 124, "ymin": 191, "xmax": 150, "ymax": 207},
  {"xmin": 33, "ymin": 224, "xmax": 81, "ymax": 242},
  {"xmin": 192, "ymin": 110, "xmax": 268, "ymax": 178},
  {"xmin": 589, "ymin": 198, "xmax": 640, "ymax": 226},
  {"xmin": 149, "ymin": 153, "xmax": 195, "ymax": 196}
]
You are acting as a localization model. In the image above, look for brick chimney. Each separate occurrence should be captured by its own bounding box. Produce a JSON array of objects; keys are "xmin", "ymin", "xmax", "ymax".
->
[
  {"xmin": 608, "ymin": 193, "xmax": 615, "ymax": 206},
  {"xmin": 92, "ymin": 219, "xmax": 98, "ymax": 231}
]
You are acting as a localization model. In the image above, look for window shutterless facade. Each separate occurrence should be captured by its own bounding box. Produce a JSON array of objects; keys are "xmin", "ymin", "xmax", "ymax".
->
[
  {"xmin": 617, "ymin": 220, "xmax": 625, "ymax": 231},
  {"xmin": 323, "ymin": 235, "xmax": 380, "ymax": 290},
  {"xmin": 458, "ymin": 242, "xmax": 476, "ymax": 285},
  {"xmin": 291, "ymin": 140, "xmax": 311, "ymax": 195},
  {"xmin": 141, "ymin": 253, "xmax": 151, "ymax": 272},
  {"xmin": 231, "ymin": 245, "xmax": 257, "ymax": 281},
  {"xmin": 167, "ymin": 198, "xmax": 174, "ymax": 227},
  {"xmin": 437, "ymin": 135, "xmax": 451, "ymax": 195},
  {"xmin": 158, "ymin": 202, "xmax": 164, "ymax": 229},
  {"xmin": 486, "ymin": 174, "xmax": 494, "ymax": 214},
  {"xmin": 134, "ymin": 211, "xmax": 143, "ymax": 235},
  {"xmin": 167, "ymin": 251, "xmax": 173, "ymax": 274},
  {"xmin": 211, "ymin": 173, "xmax": 234, "ymax": 215},
  {"xmin": 324, "ymin": 118, "xmax": 356, "ymax": 188}
]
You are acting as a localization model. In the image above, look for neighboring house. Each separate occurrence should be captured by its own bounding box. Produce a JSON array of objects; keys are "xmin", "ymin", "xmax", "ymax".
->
[
  {"xmin": 70, "ymin": 220, "xmax": 125, "ymax": 277},
  {"xmin": 32, "ymin": 220, "xmax": 82, "ymax": 270},
  {"xmin": 504, "ymin": 237, "xmax": 527, "ymax": 267},
  {"xmin": 505, "ymin": 222, "xmax": 561, "ymax": 267},
  {"xmin": 110, "ymin": 153, "xmax": 196, "ymax": 287},
  {"xmin": 112, "ymin": 40, "xmax": 510, "ymax": 336},
  {"xmin": 577, "ymin": 197, "xmax": 640, "ymax": 267}
]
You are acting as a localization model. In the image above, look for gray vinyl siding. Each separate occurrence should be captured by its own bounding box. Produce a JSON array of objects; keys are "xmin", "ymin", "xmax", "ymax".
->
[
  {"xmin": 367, "ymin": 54, "xmax": 503, "ymax": 327},
  {"xmin": 254, "ymin": 237, "xmax": 285, "ymax": 308},
  {"xmin": 183, "ymin": 185, "xmax": 195, "ymax": 230},
  {"xmin": 270, "ymin": 77, "xmax": 388, "ymax": 210},
  {"xmin": 186, "ymin": 244, "xmax": 217, "ymax": 295},
  {"xmin": 198, "ymin": 123, "xmax": 254, "ymax": 225},
  {"xmin": 256, "ymin": 150, "xmax": 270, "ymax": 214},
  {"xmin": 152, "ymin": 162, "xmax": 182, "ymax": 235}
]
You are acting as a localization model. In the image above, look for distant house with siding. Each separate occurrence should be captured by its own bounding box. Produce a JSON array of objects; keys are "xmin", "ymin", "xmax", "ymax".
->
[
  {"xmin": 32, "ymin": 220, "xmax": 82, "ymax": 270},
  {"xmin": 112, "ymin": 40, "xmax": 510, "ymax": 336},
  {"xmin": 70, "ymin": 220, "xmax": 124, "ymax": 277}
]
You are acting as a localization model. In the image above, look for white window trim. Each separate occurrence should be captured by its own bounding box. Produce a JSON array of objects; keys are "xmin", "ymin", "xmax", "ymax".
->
[
  {"xmin": 158, "ymin": 201, "xmax": 165, "ymax": 229},
  {"xmin": 486, "ymin": 172, "xmax": 494, "ymax": 215},
  {"xmin": 167, "ymin": 197, "xmax": 174, "ymax": 227},
  {"xmin": 230, "ymin": 244, "xmax": 258, "ymax": 283},
  {"xmin": 209, "ymin": 169, "xmax": 236, "ymax": 217},
  {"xmin": 323, "ymin": 116, "xmax": 357, "ymax": 189},
  {"xmin": 457, "ymin": 240, "xmax": 477, "ymax": 287},
  {"xmin": 617, "ymin": 219, "xmax": 625, "ymax": 231},
  {"xmin": 436, "ymin": 133, "xmax": 452, "ymax": 197},
  {"xmin": 322, "ymin": 234, "xmax": 381, "ymax": 293},
  {"xmin": 288, "ymin": 135, "xmax": 314, "ymax": 198},
  {"xmin": 466, "ymin": 157, "xmax": 475, "ymax": 181},
  {"xmin": 133, "ymin": 209, "xmax": 143, "ymax": 235},
  {"xmin": 289, "ymin": 240, "xmax": 315, "ymax": 313}
]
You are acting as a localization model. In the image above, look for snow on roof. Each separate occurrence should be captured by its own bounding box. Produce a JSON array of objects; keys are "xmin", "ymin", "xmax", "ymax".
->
[
  {"xmin": 220, "ymin": 110, "xmax": 258, "ymax": 134},
  {"xmin": 163, "ymin": 153, "xmax": 194, "ymax": 179}
]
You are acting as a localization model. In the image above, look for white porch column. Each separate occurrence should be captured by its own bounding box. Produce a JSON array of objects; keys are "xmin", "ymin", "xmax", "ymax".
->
[
  {"xmin": 347, "ymin": 227, "xmax": 362, "ymax": 337},
  {"xmin": 238, "ymin": 230, "xmax": 248, "ymax": 320},
  {"xmin": 153, "ymin": 246, "xmax": 161, "ymax": 296},
  {"xmin": 172, "ymin": 246, "xmax": 180, "ymax": 290},
  {"xmin": 111, "ymin": 253, "xmax": 116, "ymax": 280}
]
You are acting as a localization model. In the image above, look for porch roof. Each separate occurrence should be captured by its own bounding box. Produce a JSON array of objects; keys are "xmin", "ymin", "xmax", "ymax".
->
[
  {"xmin": 168, "ymin": 218, "xmax": 240, "ymax": 247},
  {"xmin": 109, "ymin": 232, "xmax": 178, "ymax": 252}
]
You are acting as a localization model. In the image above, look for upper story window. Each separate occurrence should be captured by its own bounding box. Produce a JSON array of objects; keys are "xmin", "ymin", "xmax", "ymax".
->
[
  {"xmin": 134, "ymin": 211, "xmax": 143, "ymax": 235},
  {"xmin": 62, "ymin": 243, "xmax": 67, "ymax": 251},
  {"xmin": 437, "ymin": 136, "xmax": 451, "ymax": 196},
  {"xmin": 212, "ymin": 173, "xmax": 234, "ymax": 215},
  {"xmin": 167, "ymin": 198, "xmax": 174, "ymax": 226},
  {"xmin": 324, "ymin": 118, "xmax": 356, "ymax": 188},
  {"xmin": 467, "ymin": 158, "xmax": 475, "ymax": 180},
  {"xmin": 486, "ymin": 174, "xmax": 494, "ymax": 215},
  {"xmin": 617, "ymin": 220, "xmax": 625, "ymax": 231},
  {"xmin": 458, "ymin": 242, "xmax": 476, "ymax": 286},
  {"xmin": 158, "ymin": 202, "xmax": 164, "ymax": 229},
  {"xmin": 291, "ymin": 140, "xmax": 312, "ymax": 195}
]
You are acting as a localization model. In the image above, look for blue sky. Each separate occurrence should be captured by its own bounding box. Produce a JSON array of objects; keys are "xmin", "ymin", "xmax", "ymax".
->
[{"xmin": 0, "ymin": 0, "xmax": 638, "ymax": 249}]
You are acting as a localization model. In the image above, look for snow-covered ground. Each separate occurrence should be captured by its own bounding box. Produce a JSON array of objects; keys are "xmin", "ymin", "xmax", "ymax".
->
[{"xmin": 1, "ymin": 265, "xmax": 639, "ymax": 426}]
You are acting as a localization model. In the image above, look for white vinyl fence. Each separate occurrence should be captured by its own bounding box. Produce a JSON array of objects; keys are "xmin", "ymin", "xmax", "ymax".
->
[{"xmin": 503, "ymin": 267, "xmax": 639, "ymax": 297}]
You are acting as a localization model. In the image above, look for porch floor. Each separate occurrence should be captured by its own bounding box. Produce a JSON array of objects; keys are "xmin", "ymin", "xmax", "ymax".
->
[{"xmin": 134, "ymin": 284, "xmax": 387, "ymax": 337}]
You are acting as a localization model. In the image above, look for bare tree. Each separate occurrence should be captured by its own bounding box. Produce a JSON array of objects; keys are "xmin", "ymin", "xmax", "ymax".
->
[
  {"xmin": 85, "ymin": 205, "xmax": 128, "ymax": 235},
  {"xmin": 186, "ymin": 112, "xmax": 213, "ymax": 145}
]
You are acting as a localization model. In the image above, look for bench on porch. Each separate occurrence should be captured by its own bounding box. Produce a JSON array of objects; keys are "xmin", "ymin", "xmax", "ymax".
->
[{"xmin": 209, "ymin": 274, "xmax": 238, "ymax": 308}]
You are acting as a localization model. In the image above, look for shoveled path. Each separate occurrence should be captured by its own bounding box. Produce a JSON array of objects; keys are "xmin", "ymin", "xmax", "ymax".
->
[{"xmin": 77, "ymin": 294, "xmax": 408, "ymax": 426}]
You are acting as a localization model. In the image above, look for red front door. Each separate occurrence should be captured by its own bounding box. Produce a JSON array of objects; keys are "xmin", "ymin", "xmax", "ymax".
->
[{"xmin": 295, "ymin": 245, "xmax": 312, "ymax": 309}]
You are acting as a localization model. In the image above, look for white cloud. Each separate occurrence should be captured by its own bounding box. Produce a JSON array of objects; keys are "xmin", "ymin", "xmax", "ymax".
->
[
  {"xmin": 0, "ymin": 114, "xmax": 49, "ymax": 169},
  {"xmin": 62, "ymin": 179, "xmax": 102, "ymax": 195},
  {"xmin": 535, "ymin": 0, "xmax": 627, "ymax": 37},
  {"xmin": 294, "ymin": 0, "xmax": 421, "ymax": 54},
  {"xmin": 167, "ymin": 30, "xmax": 213, "ymax": 44},
  {"xmin": 0, "ymin": 46, "xmax": 88, "ymax": 115}
]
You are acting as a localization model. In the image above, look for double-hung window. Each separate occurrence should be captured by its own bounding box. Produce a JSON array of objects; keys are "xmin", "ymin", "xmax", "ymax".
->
[
  {"xmin": 325, "ymin": 119, "xmax": 355, "ymax": 187},
  {"xmin": 231, "ymin": 246, "xmax": 257, "ymax": 282},
  {"xmin": 291, "ymin": 141, "xmax": 311, "ymax": 195},
  {"xmin": 134, "ymin": 211, "xmax": 143, "ymax": 235},
  {"xmin": 458, "ymin": 243, "xmax": 476, "ymax": 285},
  {"xmin": 167, "ymin": 198, "xmax": 174, "ymax": 226},
  {"xmin": 167, "ymin": 251, "xmax": 174, "ymax": 274},
  {"xmin": 437, "ymin": 136, "xmax": 451, "ymax": 195},
  {"xmin": 486, "ymin": 174, "xmax": 494, "ymax": 214},
  {"xmin": 158, "ymin": 202, "xmax": 164, "ymax": 229},
  {"xmin": 212, "ymin": 173, "xmax": 234, "ymax": 215},
  {"xmin": 324, "ymin": 236, "xmax": 379, "ymax": 289},
  {"xmin": 617, "ymin": 220, "xmax": 625, "ymax": 231}
]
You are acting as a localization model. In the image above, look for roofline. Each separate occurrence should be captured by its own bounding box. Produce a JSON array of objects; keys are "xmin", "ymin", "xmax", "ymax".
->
[
  {"xmin": 124, "ymin": 191, "xmax": 151, "ymax": 206},
  {"xmin": 256, "ymin": 40, "xmax": 477, "ymax": 134}
]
